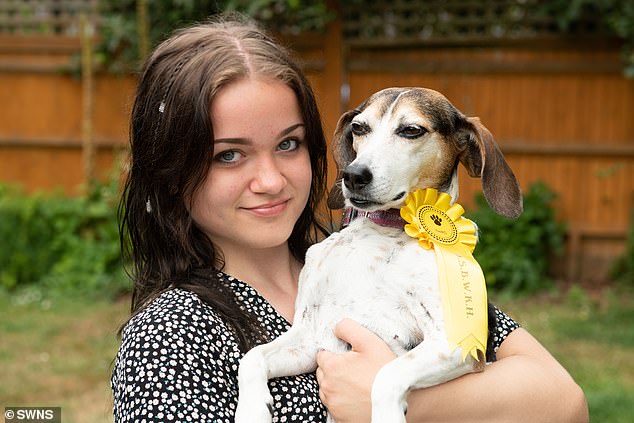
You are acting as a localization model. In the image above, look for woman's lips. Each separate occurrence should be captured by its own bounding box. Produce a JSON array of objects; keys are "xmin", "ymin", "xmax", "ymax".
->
[{"xmin": 243, "ymin": 199, "xmax": 290, "ymax": 217}]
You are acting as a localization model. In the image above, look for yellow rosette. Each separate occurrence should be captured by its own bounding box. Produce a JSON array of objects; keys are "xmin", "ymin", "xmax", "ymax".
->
[{"xmin": 401, "ymin": 188, "xmax": 487, "ymax": 362}]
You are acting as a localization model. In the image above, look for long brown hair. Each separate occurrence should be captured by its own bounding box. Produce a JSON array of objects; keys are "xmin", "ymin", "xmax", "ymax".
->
[{"xmin": 119, "ymin": 15, "xmax": 329, "ymax": 350}]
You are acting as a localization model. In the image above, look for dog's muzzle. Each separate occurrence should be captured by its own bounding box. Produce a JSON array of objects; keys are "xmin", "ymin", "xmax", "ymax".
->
[
  {"xmin": 343, "ymin": 163, "xmax": 372, "ymax": 192},
  {"xmin": 343, "ymin": 164, "xmax": 377, "ymax": 207},
  {"xmin": 343, "ymin": 164, "xmax": 407, "ymax": 209}
]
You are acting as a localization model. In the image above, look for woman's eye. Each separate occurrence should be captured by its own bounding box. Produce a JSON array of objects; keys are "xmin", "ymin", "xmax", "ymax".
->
[
  {"xmin": 215, "ymin": 150, "xmax": 241, "ymax": 163},
  {"xmin": 278, "ymin": 139, "xmax": 299, "ymax": 151}
]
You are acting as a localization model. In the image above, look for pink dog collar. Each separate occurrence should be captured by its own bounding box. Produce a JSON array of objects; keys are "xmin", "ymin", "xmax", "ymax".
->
[{"xmin": 341, "ymin": 207, "xmax": 406, "ymax": 229}]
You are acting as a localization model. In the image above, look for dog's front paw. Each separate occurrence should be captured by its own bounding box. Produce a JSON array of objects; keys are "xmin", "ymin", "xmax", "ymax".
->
[
  {"xmin": 235, "ymin": 393, "xmax": 274, "ymax": 423},
  {"xmin": 236, "ymin": 347, "xmax": 276, "ymax": 422},
  {"xmin": 371, "ymin": 401, "xmax": 407, "ymax": 423},
  {"xmin": 370, "ymin": 367, "xmax": 408, "ymax": 423}
]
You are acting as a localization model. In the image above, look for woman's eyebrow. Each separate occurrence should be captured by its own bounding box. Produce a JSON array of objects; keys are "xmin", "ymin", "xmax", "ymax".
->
[
  {"xmin": 213, "ymin": 137, "xmax": 250, "ymax": 145},
  {"xmin": 279, "ymin": 123, "xmax": 305, "ymax": 137},
  {"xmin": 214, "ymin": 123, "xmax": 305, "ymax": 145}
]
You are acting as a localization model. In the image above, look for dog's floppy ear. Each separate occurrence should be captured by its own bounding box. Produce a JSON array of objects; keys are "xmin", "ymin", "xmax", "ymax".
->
[
  {"xmin": 327, "ymin": 109, "xmax": 360, "ymax": 209},
  {"xmin": 458, "ymin": 117, "xmax": 523, "ymax": 218}
]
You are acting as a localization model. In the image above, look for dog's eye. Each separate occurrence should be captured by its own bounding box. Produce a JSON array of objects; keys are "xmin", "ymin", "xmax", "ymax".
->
[
  {"xmin": 398, "ymin": 125, "xmax": 427, "ymax": 139},
  {"xmin": 350, "ymin": 122, "xmax": 369, "ymax": 136}
]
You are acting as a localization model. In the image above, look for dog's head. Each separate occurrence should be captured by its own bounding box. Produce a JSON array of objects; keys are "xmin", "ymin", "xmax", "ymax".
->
[{"xmin": 327, "ymin": 87, "xmax": 523, "ymax": 218}]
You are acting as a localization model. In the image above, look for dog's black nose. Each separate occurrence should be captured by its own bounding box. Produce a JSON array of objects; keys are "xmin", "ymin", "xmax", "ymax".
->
[{"xmin": 343, "ymin": 164, "xmax": 373, "ymax": 191}]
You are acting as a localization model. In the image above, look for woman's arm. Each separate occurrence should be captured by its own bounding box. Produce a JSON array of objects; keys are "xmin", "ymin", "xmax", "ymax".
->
[
  {"xmin": 404, "ymin": 327, "xmax": 588, "ymax": 423},
  {"xmin": 316, "ymin": 319, "xmax": 588, "ymax": 423}
]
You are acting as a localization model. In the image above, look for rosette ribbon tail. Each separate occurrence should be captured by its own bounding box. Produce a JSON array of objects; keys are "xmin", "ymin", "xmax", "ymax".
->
[
  {"xmin": 434, "ymin": 245, "xmax": 488, "ymax": 361},
  {"xmin": 400, "ymin": 188, "xmax": 488, "ymax": 362}
]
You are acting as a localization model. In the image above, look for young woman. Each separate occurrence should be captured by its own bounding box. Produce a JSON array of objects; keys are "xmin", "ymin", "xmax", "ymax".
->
[{"xmin": 111, "ymin": 16, "xmax": 588, "ymax": 422}]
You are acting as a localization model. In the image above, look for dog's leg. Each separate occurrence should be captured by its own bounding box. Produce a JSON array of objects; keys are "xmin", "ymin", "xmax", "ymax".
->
[
  {"xmin": 370, "ymin": 338, "xmax": 477, "ymax": 423},
  {"xmin": 235, "ymin": 325, "xmax": 319, "ymax": 423}
]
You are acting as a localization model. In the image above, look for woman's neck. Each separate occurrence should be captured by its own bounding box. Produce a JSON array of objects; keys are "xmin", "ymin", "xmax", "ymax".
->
[{"xmin": 220, "ymin": 244, "xmax": 302, "ymax": 322}]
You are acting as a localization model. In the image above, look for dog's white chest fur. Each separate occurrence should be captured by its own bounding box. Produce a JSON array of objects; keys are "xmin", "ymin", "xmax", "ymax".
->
[
  {"xmin": 235, "ymin": 216, "xmax": 477, "ymax": 423},
  {"xmin": 297, "ymin": 218, "xmax": 445, "ymax": 355}
]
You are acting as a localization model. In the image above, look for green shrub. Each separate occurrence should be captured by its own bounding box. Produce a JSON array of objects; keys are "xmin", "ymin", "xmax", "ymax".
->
[
  {"xmin": 467, "ymin": 181, "xmax": 566, "ymax": 295},
  {"xmin": 610, "ymin": 209, "xmax": 634, "ymax": 285},
  {"xmin": 0, "ymin": 180, "xmax": 129, "ymax": 299},
  {"xmin": 538, "ymin": 0, "xmax": 634, "ymax": 78},
  {"xmin": 97, "ymin": 0, "xmax": 334, "ymax": 72}
]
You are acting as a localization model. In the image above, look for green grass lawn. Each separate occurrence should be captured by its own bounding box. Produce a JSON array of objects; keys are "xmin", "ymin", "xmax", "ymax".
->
[
  {"xmin": 0, "ymin": 290, "xmax": 129, "ymax": 423},
  {"xmin": 496, "ymin": 285, "xmax": 634, "ymax": 422},
  {"xmin": 1, "ymin": 285, "xmax": 633, "ymax": 422}
]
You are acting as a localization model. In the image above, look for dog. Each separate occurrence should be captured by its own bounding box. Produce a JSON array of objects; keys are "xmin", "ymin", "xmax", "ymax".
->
[{"xmin": 235, "ymin": 87, "xmax": 523, "ymax": 422}]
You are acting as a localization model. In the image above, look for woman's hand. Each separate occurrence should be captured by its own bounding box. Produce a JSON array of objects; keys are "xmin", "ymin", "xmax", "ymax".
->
[
  {"xmin": 316, "ymin": 324, "xmax": 588, "ymax": 423},
  {"xmin": 316, "ymin": 318, "xmax": 396, "ymax": 423}
]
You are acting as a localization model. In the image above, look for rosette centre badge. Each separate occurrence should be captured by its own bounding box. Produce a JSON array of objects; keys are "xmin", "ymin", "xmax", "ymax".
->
[{"xmin": 417, "ymin": 206, "xmax": 458, "ymax": 245}]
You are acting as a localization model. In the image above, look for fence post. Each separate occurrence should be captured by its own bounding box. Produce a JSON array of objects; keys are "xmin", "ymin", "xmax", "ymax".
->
[
  {"xmin": 80, "ymin": 13, "xmax": 95, "ymax": 189},
  {"xmin": 137, "ymin": 0, "xmax": 150, "ymax": 65}
]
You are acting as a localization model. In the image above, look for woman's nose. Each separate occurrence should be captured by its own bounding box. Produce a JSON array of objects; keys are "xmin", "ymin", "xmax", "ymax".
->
[{"xmin": 249, "ymin": 156, "xmax": 287, "ymax": 194}]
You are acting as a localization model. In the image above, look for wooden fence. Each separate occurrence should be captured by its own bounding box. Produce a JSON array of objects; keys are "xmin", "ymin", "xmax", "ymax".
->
[
  {"xmin": 0, "ymin": 3, "xmax": 632, "ymax": 284},
  {"xmin": 340, "ymin": 43, "xmax": 634, "ymax": 284},
  {"xmin": 335, "ymin": 1, "xmax": 634, "ymax": 284},
  {"xmin": 0, "ymin": 35, "xmax": 132, "ymax": 193}
]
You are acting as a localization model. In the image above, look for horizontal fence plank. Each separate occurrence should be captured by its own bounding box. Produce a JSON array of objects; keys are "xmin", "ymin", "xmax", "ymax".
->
[
  {"xmin": 0, "ymin": 62, "xmax": 74, "ymax": 72},
  {"xmin": 0, "ymin": 146, "xmax": 124, "ymax": 194},
  {"xmin": 3, "ymin": 136, "xmax": 631, "ymax": 157},
  {"xmin": 0, "ymin": 71, "xmax": 134, "ymax": 143},
  {"xmin": 347, "ymin": 57, "xmax": 623, "ymax": 74},
  {"xmin": 0, "ymin": 136, "xmax": 126, "ymax": 148},
  {"xmin": 345, "ymin": 70, "xmax": 634, "ymax": 145},
  {"xmin": 345, "ymin": 40, "xmax": 625, "ymax": 74},
  {"xmin": 501, "ymin": 143, "xmax": 634, "ymax": 157},
  {"xmin": 344, "ymin": 34, "xmax": 621, "ymax": 49},
  {"xmin": 0, "ymin": 34, "xmax": 81, "ymax": 51}
]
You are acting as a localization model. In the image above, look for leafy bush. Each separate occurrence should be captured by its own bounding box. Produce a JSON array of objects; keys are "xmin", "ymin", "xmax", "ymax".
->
[
  {"xmin": 97, "ymin": 0, "xmax": 334, "ymax": 72},
  {"xmin": 610, "ymin": 209, "xmax": 634, "ymax": 285},
  {"xmin": 0, "ymin": 180, "xmax": 128, "ymax": 299},
  {"xmin": 538, "ymin": 0, "xmax": 634, "ymax": 77},
  {"xmin": 467, "ymin": 181, "xmax": 566, "ymax": 295}
]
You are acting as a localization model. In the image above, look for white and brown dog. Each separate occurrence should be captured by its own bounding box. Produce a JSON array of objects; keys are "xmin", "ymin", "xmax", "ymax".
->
[{"xmin": 235, "ymin": 87, "xmax": 523, "ymax": 422}]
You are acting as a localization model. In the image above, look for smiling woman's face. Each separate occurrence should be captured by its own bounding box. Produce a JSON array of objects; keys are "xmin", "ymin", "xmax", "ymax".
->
[{"xmin": 188, "ymin": 77, "xmax": 312, "ymax": 259}]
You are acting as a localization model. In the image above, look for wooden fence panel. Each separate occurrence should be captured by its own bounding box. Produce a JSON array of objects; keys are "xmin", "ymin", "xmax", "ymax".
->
[
  {"xmin": 0, "ymin": 145, "xmax": 122, "ymax": 192},
  {"xmin": 346, "ymin": 71, "xmax": 633, "ymax": 147},
  {"xmin": 0, "ymin": 66, "xmax": 133, "ymax": 194},
  {"xmin": 0, "ymin": 71, "xmax": 133, "ymax": 145},
  {"xmin": 0, "ymin": 28, "xmax": 136, "ymax": 193},
  {"xmin": 343, "ymin": 43, "xmax": 633, "ymax": 283},
  {"xmin": 0, "ymin": 14, "xmax": 632, "ymax": 283}
]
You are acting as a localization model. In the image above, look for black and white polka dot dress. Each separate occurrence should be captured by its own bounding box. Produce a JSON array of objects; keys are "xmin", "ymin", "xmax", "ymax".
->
[{"xmin": 111, "ymin": 272, "xmax": 519, "ymax": 422}]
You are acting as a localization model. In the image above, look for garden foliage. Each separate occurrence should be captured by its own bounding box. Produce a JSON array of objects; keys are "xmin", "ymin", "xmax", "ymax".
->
[
  {"xmin": 468, "ymin": 181, "xmax": 566, "ymax": 295},
  {"xmin": 611, "ymin": 208, "xmax": 634, "ymax": 285},
  {"xmin": 97, "ymin": 0, "xmax": 333, "ymax": 72},
  {"xmin": 0, "ymin": 179, "xmax": 569, "ymax": 299},
  {"xmin": 0, "ymin": 181, "xmax": 128, "ymax": 298},
  {"xmin": 538, "ymin": 0, "xmax": 634, "ymax": 77}
]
